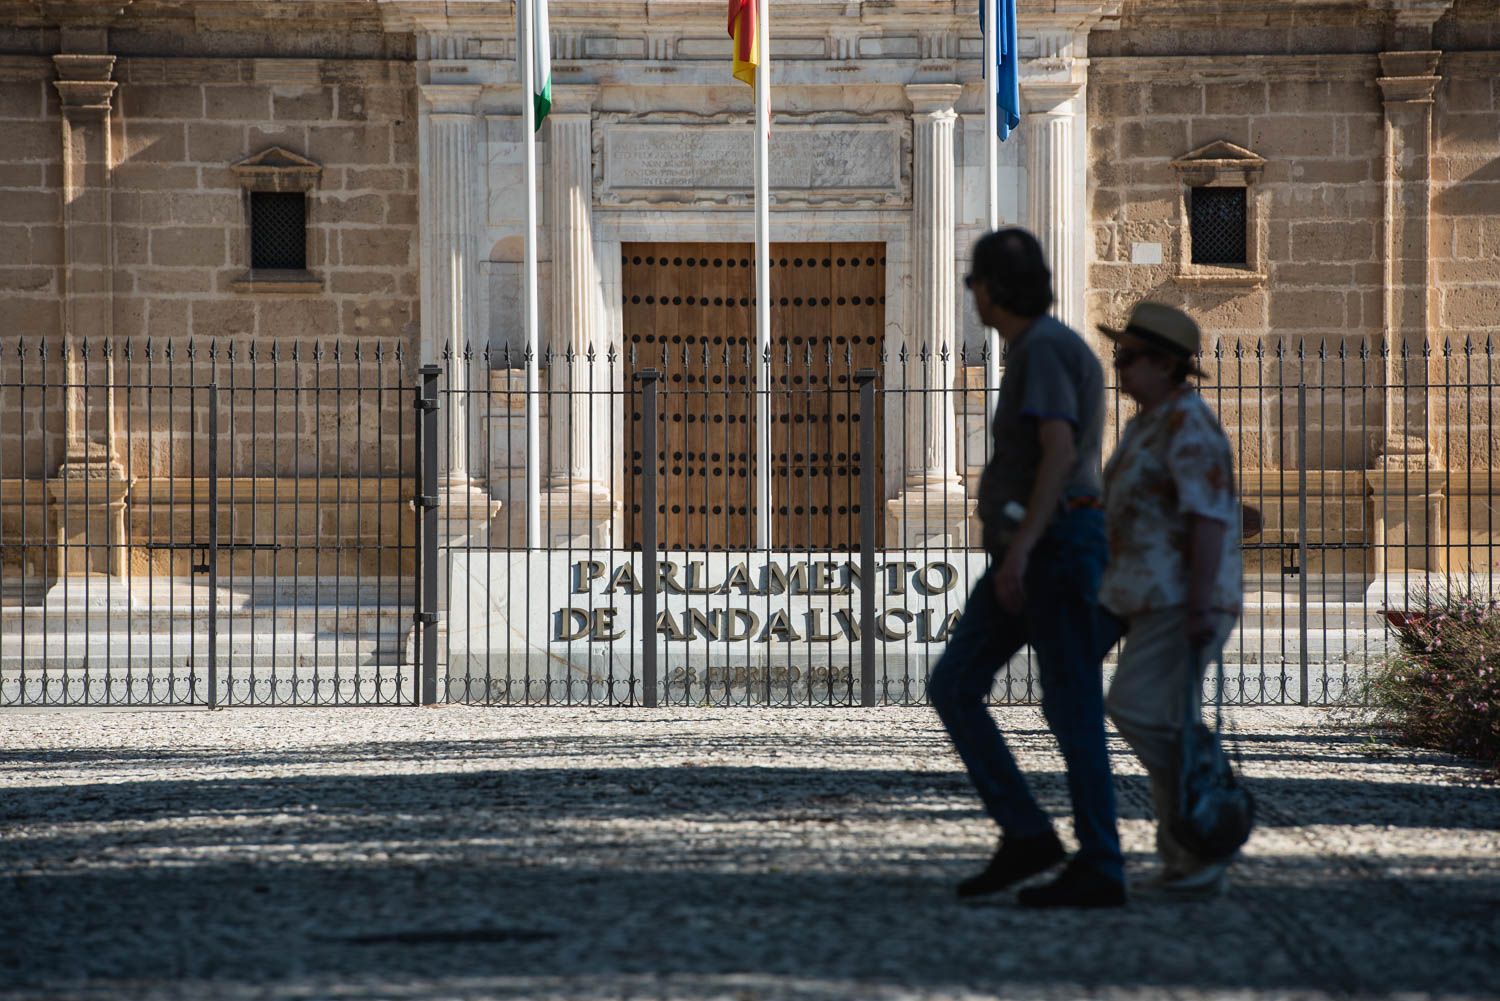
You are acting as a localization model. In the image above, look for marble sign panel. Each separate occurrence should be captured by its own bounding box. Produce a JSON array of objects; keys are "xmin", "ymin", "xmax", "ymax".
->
[{"xmin": 597, "ymin": 114, "xmax": 910, "ymax": 208}]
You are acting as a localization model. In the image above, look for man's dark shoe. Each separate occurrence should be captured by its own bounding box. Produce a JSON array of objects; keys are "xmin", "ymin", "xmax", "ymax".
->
[
  {"xmin": 1017, "ymin": 857, "xmax": 1127, "ymax": 908},
  {"xmin": 956, "ymin": 832, "xmax": 1065, "ymax": 899}
]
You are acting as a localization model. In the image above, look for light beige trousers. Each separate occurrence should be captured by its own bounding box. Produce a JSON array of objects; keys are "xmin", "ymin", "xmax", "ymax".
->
[{"xmin": 1105, "ymin": 606, "xmax": 1236, "ymax": 872}]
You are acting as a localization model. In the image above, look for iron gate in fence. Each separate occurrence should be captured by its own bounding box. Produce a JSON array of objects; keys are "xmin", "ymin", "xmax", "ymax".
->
[{"xmin": 4, "ymin": 331, "xmax": 1498, "ymax": 709}]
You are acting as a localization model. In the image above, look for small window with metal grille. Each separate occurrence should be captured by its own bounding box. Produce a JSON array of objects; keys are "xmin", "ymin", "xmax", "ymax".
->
[
  {"xmin": 250, "ymin": 192, "xmax": 307, "ymax": 271},
  {"xmin": 1189, "ymin": 187, "xmax": 1246, "ymax": 266},
  {"xmin": 1170, "ymin": 142, "xmax": 1265, "ymax": 286},
  {"xmin": 230, "ymin": 147, "xmax": 322, "ymax": 293}
]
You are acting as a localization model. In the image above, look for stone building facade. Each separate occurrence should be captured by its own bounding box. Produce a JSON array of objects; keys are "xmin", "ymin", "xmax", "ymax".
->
[
  {"xmin": 1, "ymin": 0, "xmax": 1497, "ymax": 635},
  {"xmin": 1087, "ymin": 0, "xmax": 1500, "ymax": 594}
]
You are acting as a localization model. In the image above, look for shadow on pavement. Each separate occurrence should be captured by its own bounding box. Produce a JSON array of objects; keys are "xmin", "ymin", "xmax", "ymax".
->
[{"xmin": 2, "ymin": 726, "xmax": 1497, "ymax": 999}]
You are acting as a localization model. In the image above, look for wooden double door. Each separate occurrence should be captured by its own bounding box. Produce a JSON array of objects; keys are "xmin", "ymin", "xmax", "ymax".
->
[{"xmin": 621, "ymin": 242, "xmax": 886, "ymax": 551}]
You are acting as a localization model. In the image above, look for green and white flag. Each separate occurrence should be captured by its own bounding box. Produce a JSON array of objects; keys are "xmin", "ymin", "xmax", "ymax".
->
[{"xmin": 531, "ymin": 0, "xmax": 551, "ymax": 129}]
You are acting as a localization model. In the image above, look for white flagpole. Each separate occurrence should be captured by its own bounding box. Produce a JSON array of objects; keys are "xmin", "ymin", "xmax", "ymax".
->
[
  {"xmin": 983, "ymin": 1, "xmax": 1001, "ymax": 438},
  {"xmin": 754, "ymin": 0, "xmax": 772, "ymax": 550},
  {"xmin": 521, "ymin": 0, "xmax": 542, "ymax": 549}
]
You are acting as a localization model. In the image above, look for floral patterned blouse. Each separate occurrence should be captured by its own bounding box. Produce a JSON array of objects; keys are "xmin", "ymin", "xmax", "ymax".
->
[{"xmin": 1100, "ymin": 387, "xmax": 1243, "ymax": 618}]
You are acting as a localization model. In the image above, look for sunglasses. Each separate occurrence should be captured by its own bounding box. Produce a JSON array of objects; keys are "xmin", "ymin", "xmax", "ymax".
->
[{"xmin": 1113, "ymin": 346, "xmax": 1153, "ymax": 369}]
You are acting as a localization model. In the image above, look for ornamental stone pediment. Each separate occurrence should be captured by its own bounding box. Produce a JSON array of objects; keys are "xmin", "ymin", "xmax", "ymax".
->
[
  {"xmin": 1170, "ymin": 140, "xmax": 1266, "ymax": 187},
  {"xmin": 231, "ymin": 146, "xmax": 323, "ymax": 192},
  {"xmin": 593, "ymin": 111, "xmax": 912, "ymax": 209},
  {"xmin": 1171, "ymin": 140, "xmax": 1266, "ymax": 169}
]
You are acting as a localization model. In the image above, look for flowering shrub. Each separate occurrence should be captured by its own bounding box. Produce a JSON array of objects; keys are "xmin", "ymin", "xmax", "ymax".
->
[{"xmin": 1372, "ymin": 587, "xmax": 1500, "ymax": 776}]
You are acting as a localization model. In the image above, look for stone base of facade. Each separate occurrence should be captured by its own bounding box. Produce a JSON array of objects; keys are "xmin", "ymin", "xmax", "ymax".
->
[
  {"xmin": 886, "ymin": 485, "xmax": 973, "ymax": 549},
  {"xmin": 1367, "ymin": 467, "xmax": 1448, "ymax": 574},
  {"xmin": 49, "ymin": 465, "xmax": 132, "ymax": 578},
  {"xmin": 539, "ymin": 482, "xmax": 617, "ymax": 549},
  {"xmin": 439, "ymin": 482, "xmax": 503, "ymax": 550},
  {"xmin": 1, "ymin": 574, "xmax": 417, "ymax": 703}
]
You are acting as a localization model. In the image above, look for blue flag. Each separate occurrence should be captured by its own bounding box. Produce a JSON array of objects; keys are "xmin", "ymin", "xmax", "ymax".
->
[{"xmin": 980, "ymin": 0, "xmax": 1022, "ymax": 140}]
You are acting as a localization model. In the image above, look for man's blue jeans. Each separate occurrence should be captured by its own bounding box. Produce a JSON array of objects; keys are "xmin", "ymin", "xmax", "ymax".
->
[{"xmin": 928, "ymin": 507, "xmax": 1124, "ymax": 883}]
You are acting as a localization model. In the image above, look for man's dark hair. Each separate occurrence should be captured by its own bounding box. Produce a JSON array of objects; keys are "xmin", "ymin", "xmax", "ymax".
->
[{"xmin": 968, "ymin": 228, "xmax": 1054, "ymax": 319}]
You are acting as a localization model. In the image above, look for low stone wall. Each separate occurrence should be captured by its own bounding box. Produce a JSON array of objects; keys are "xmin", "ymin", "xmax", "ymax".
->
[{"xmin": 0, "ymin": 475, "xmax": 418, "ymax": 595}]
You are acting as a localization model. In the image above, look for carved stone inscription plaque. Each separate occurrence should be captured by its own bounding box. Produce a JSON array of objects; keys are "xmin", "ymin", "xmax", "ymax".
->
[{"xmin": 600, "ymin": 121, "xmax": 906, "ymax": 206}]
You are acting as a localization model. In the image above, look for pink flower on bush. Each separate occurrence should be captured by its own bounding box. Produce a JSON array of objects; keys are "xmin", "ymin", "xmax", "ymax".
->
[{"xmin": 1378, "ymin": 583, "xmax": 1500, "ymax": 776}]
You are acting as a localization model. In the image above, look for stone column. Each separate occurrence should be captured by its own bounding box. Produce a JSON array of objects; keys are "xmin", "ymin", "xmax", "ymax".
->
[
  {"xmin": 49, "ymin": 52, "xmax": 130, "ymax": 580},
  {"xmin": 1368, "ymin": 51, "xmax": 1443, "ymax": 589},
  {"xmin": 418, "ymin": 84, "xmax": 499, "ymax": 543},
  {"xmin": 890, "ymin": 84, "xmax": 970, "ymax": 548},
  {"xmin": 1022, "ymin": 82, "xmax": 1084, "ymax": 335},
  {"xmin": 542, "ymin": 85, "xmax": 615, "ymax": 546}
]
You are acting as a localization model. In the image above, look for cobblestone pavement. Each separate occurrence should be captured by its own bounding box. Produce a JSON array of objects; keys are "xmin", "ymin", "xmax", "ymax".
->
[{"xmin": 0, "ymin": 706, "xmax": 1496, "ymax": 1001}]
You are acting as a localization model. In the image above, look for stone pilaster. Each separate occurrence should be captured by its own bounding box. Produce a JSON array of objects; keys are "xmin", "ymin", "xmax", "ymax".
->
[
  {"xmin": 891, "ymin": 84, "xmax": 970, "ymax": 548},
  {"xmin": 51, "ymin": 52, "xmax": 130, "ymax": 576},
  {"xmin": 1022, "ymin": 82, "xmax": 1084, "ymax": 336},
  {"xmin": 418, "ymin": 83, "xmax": 498, "ymax": 544},
  {"xmin": 1368, "ymin": 51, "xmax": 1442, "ymax": 579},
  {"xmin": 542, "ymin": 85, "xmax": 615, "ymax": 547}
]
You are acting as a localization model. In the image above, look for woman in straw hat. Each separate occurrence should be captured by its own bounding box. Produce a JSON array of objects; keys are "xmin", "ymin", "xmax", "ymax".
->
[{"xmin": 1097, "ymin": 301, "xmax": 1244, "ymax": 898}]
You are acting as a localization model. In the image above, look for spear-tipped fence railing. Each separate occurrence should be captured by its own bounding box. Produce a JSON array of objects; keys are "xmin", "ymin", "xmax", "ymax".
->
[
  {"xmin": 4, "ymin": 330, "xmax": 1495, "ymax": 708},
  {"xmin": 0, "ymin": 335, "xmax": 420, "ymax": 707},
  {"xmin": 432, "ymin": 331, "xmax": 1500, "ymax": 708}
]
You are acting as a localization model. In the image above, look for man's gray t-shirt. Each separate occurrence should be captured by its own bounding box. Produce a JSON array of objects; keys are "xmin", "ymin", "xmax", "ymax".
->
[{"xmin": 976, "ymin": 315, "xmax": 1105, "ymax": 552}]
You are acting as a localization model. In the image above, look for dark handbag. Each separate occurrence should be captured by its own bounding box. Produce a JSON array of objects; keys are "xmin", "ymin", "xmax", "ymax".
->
[
  {"xmin": 1172, "ymin": 652, "xmax": 1255, "ymax": 861},
  {"xmin": 1240, "ymin": 503, "xmax": 1263, "ymax": 539}
]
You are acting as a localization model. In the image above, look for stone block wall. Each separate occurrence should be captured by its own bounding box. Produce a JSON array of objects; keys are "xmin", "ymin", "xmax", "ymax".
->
[
  {"xmin": 1087, "ymin": 53, "xmax": 1388, "ymax": 473},
  {"xmin": 0, "ymin": 334, "xmax": 417, "ymax": 589},
  {"xmin": 108, "ymin": 56, "xmax": 419, "ymax": 346},
  {"xmin": 1431, "ymin": 49, "xmax": 1500, "ymax": 470},
  {"xmin": 0, "ymin": 57, "xmax": 66, "ymax": 482},
  {"xmin": 0, "ymin": 57, "xmax": 62, "ymax": 343},
  {"xmin": 0, "ymin": 36, "xmax": 423, "ymax": 592},
  {"xmin": 1084, "ymin": 0, "xmax": 1500, "ymax": 586},
  {"xmin": 126, "ymin": 476, "xmax": 415, "ymax": 580},
  {"xmin": 103, "ymin": 57, "xmax": 421, "ymax": 488},
  {"xmin": 0, "ymin": 49, "xmax": 420, "ymax": 483}
]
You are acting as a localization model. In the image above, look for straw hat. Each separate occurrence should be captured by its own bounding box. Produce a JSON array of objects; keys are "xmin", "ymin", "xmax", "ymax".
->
[{"xmin": 1097, "ymin": 301, "xmax": 1209, "ymax": 378}]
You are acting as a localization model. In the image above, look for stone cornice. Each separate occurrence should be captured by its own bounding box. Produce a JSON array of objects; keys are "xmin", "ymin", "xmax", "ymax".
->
[
  {"xmin": 1387, "ymin": 0, "xmax": 1452, "ymax": 25},
  {"xmin": 549, "ymin": 83, "xmax": 600, "ymax": 115},
  {"xmin": 1088, "ymin": 0, "xmax": 1450, "ymax": 33},
  {"xmin": 54, "ymin": 78, "xmax": 116, "ymax": 111},
  {"xmin": 1020, "ymin": 79, "xmax": 1084, "ymax": 114},
  {"xmin": 52, "ymin": 52, "xmax": 115, "ymax": 112},
  {"xmin": 1380, "ymin": 0, "xmax": 1455, "ymax": 48},
  {"xmin": 42, "ymin": 1, "xmax": 382, "ymax": 29},
  {"xmin": 390, "ymin": 8, "xmax": 1108, "ymax": 95},
  {"xmin": 420, "ymin": 82, "xmax": 483, "ymax": 115},
  {"xmin": 905, "ymin": 83, "xmax": 963, "ymax": 114},
  {"xmin": 380, "ymin": 1, "xmax": 1121, "ymax": 32},
  {"xmin": 1090, "ymin": 52, "xmax": 1381, "ymax": 82},
  {"xmin": 1378, "ymin": 49, "xmax": 1441, "ymax": 104},
  {"xmin": 52, "ymin": 51, "xmax": 114, "ymax": 80},
  {"xmin": 33, "ymin": 0, "xmax": 133, "ymax": 29}
]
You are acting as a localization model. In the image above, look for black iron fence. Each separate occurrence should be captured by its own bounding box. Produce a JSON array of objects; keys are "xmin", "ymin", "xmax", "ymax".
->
[
  {"xmin": 3, "ymin": 333, "xmax": 1496, "ymax": 708},
  {"xmin": 0, "ymin": 337, "xmax": 421, "ymax": 707}
]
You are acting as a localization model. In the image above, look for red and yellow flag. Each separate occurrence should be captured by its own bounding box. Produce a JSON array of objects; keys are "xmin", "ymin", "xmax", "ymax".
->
[{"xmin": 728, "ymin": 0, "xmax": 759, "ymax": 88}]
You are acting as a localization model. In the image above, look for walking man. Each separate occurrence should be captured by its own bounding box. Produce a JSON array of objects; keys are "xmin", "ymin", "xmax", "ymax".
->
[{"xmin": 928, "ymin": 228, "xmax": 1125, "ymax": 908}]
